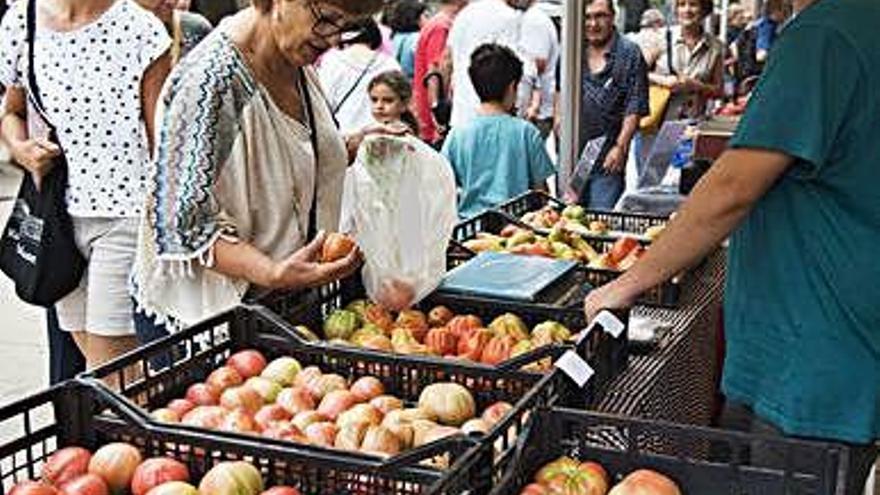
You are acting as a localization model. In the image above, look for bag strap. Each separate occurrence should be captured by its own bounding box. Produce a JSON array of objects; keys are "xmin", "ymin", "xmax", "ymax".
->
[
  {"xmin": 299, "ymin": 68, "xmax": 319, "ymax": 241},
  {"xmin": 331, "ymin": 52, "xmax": 378, "ymax": 115},
  {"xmin": 170, "ymin": 10, "xmax": 183, "ymax": 67},
  {"xmin": 25, "ymin": 0, "xmax": 53, "ymax": 129},
  {"xmin": 665, "ymin": 27, "xmax": 676, "ymax": 77}
]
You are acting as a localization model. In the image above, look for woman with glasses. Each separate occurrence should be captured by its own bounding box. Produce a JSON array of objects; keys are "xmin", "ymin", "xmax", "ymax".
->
[
  {"xmin": 132, "ymin": 0, "xmax": 384, "ymax": 329},
  {"xmin": 649, "ymin": 0, "xmax": 723, "ymax": 120}
]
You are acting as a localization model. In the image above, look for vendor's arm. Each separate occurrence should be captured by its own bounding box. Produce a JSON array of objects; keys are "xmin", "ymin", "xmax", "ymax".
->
[{"xmin": 585, "ymin": 147, "xmax": 793, "ymax": 318}]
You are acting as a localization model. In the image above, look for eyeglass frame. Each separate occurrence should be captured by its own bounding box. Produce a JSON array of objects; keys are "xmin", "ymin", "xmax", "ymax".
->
[
  {"xmin": 305, "ymin": 0, "xmax": 362, "ymax": 40},
  {"xmin": 584, "ymin": 11, "xmax": 614, "ymax": 24}
]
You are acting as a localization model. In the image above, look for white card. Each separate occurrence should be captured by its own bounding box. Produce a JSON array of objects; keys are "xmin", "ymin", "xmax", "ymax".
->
[
  {"xmin": 576, "ymin": 309, "xmax": 626, "ymax": 344},
  {"xmin": 554, "ymin": 350, "xmax": 594, "ymax": 388}
]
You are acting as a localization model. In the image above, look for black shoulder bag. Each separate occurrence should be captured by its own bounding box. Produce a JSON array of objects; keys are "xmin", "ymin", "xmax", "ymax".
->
[{"xmin": 0, "ymin": 0, "xmax": 86, "ymax": 306}]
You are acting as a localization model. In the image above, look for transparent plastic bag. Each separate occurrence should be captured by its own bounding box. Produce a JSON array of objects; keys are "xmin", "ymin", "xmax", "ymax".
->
[{"xmin": 344, "ymin": 134, "xmax": 457, "ymax": 310}]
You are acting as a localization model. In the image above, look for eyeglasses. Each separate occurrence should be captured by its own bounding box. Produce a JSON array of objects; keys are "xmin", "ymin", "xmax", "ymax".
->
[
  {"xmin": 306, "ymin": 0, "xmax": 359, "ymax": 40},
  {"xmin": 584, "ymin": 12, "xmax": 613, "ymax": 23}
]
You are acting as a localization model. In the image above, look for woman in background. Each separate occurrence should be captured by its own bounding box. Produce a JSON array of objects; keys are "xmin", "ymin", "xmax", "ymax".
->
[{"xmin": 319, "ymin": 19, "xmax": 401, "ymax": 134}]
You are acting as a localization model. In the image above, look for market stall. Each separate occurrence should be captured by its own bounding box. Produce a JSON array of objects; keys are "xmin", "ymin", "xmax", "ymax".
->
[{"xmin": 597, "ymin": 248, "xmax": 725, "ymax": 425}]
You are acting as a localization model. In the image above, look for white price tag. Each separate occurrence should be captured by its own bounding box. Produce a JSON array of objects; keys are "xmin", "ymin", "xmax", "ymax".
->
[
  {"xmin": 576, "ymin": 310, "xmax": 626, "ymax": 344},
  {"xmin": 553, "ymin": 350, "xmax": 594, "ymax": 388},
  {"xmin": 587, "ymin": 310, "xmax": 626, "ymax": 339}
]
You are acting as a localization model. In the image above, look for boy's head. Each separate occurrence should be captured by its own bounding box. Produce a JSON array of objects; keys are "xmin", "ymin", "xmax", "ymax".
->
[{"xmin": 468, "ymin": 44, "xmax": 523, "ymax": 109}]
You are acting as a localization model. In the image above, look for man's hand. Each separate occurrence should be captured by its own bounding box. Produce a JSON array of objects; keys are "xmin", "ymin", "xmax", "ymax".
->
[
  {"xmin": 270, "ymin": 232, "xmax": 362, "ymax": 290},
  {"xmin": 603, "ymin": 144, "xmax": 627, "ymax": 173}
]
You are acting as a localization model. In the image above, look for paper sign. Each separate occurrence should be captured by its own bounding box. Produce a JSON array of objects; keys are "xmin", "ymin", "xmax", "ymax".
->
[
  {"xmin": 554, "ymin": 350, "xmax": 594, "ymax": 388},
  {"xmin": 594, "ymin": 310, "xmax": 626, "ymax": 338},
  {"xmin": 576, "ymin": 310, "xmax": 626, "ymax": 344}
]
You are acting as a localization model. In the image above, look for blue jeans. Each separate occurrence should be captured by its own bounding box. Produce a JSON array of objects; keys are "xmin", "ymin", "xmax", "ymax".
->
[
  {"xmin": 132, "ymin": 302, "xmax": 173, "ymax": 370},
  {"xmin": 583, "ymin": 170, "xmax": 624, "ymax": 210},
  {"xmin": 46, "ymin": 307, "xmax": 86, "ymax": 384}
]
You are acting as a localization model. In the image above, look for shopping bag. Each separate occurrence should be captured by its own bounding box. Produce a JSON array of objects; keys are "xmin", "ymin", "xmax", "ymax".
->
[
  {"xmin": 346, "ymin": 134, "xmax": 457, "ymax": 310},
  {"xmin": 639, "ymin": 85, "xmax": 672, "ymax": 133},
  {"xmin": 0, "ymin": 0, "xmax": 84, "ymax": 306}
]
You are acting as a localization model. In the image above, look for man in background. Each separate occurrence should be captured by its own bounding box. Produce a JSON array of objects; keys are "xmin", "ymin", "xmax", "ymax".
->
[
  {"xmin": 578, "ymin": 0, "xmax": 648, "ymax": 209},
  {"xmin": 446, "ymin": 0, "xmax": 521, "ymax": 131},
  {"xmin": 517, "ymin": 0, "xmax": 559, "ymax": 139},
  {"xmin": 413, "ymin": 0, "xmax": 467, "ymax": 146}
]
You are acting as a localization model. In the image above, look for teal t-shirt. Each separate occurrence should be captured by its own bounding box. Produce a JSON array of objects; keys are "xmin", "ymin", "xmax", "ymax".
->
[
  {"xmin": 442, "ymin": 114, "xmax": 556, "ymax": 218},
  {"xmin": 724, "ymin": 0, "xmax": 880, "ymax": 443}
]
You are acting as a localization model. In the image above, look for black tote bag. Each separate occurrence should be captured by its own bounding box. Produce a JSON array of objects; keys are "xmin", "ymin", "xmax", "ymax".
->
[{"xmin": 0, "ymin": 0, "xmax": 85, "ymax": 307}]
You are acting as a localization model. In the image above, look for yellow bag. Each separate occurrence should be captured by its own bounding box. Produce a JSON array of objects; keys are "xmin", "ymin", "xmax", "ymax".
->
[{"xmin": 640, "ymin": 84, "xmax": 672, "ymax": 133}]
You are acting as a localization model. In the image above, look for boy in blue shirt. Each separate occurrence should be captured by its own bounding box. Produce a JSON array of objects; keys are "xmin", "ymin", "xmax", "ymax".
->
[{"xmin": 442, "ymin": 44, "xmax": 555, "ymax": 219}]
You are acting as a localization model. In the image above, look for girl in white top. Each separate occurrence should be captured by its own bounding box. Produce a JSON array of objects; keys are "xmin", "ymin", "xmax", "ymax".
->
[{"xmin": 0, "ymin": 0, "xmax": 170, "ymax": 368}]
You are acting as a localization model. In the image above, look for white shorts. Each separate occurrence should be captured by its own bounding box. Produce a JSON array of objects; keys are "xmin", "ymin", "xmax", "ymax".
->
[{"xmin": 55, "ymin": 217, "xmax": 139, "ymax": 336}]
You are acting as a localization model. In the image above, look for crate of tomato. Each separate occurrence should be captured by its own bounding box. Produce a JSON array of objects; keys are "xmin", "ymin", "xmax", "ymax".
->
[
  {"xmin": 0, "ymin": 381, "xmax": 489, "ymax": 495},
  {"xmin": 496, "ymin": 191, "xmax": 669, "ymax": 240},
  {"xmin": 451, "ymin": 209, "xmax": 681, "ymax": 308},
  {"xmin": 438, "ymin": 406, "xmax": 849, "ymax": 495},
  {"xmin": 78, "ymin": 305, "xmax": 618, "ymax": 495},
  {"xmin": 257, "ymin": 275, "xmax": 627, "ymax": 404}
]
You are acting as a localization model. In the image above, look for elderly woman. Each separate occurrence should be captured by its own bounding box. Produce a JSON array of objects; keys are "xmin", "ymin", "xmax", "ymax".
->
[
  {"xmin": 649, "ymin": 0, "xmax": 723, "ymax": 120},
  {"xmin": 133, "ymin": 0, "xmax": 383, "ymax": 328}
]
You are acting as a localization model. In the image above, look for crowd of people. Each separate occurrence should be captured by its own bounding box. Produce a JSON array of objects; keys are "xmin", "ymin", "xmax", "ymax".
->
[
  {"xmin": 2, "ymin": 2, "xmax": 878, "ymax": 494},
  {"xmin": 0, "ymin": 0, "xmax": 796, "ymax": 385}
]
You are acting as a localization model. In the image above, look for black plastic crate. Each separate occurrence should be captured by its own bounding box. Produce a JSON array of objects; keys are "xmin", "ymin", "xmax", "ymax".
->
[
  {"xmin": 78, "ymin": 306, "xmax": 586, "ymax": 478},
  {"xmin": 481, "ymin": 407, "xmax": 848, "ymax": 495},
  {"xmin": 449, "ymin": 210, "xmax": 681, "ymax": 308},
  {"xmin": 0, "ymin": 382, "xmax": 485, "ymax": 494},
  {"xmin": 496, "ymin": 190, "xmax": 669, "ymax": 237},
  {"xmin": 427, "ymin": 372, "xmax": 591, "ymax": 494},
  {"xmin": 258, "ymin": 276, "xmax": 627, "ymax": 401}
]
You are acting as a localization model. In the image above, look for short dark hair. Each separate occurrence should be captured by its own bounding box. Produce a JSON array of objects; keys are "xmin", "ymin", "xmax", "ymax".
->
[
  {"xmin": 468, "ymin": 44, "xmax": 523, "ymax": 103},
  {"xmin": 341, "ymin": 18, "xmax": 383, "ymax": 50},
  {"xmin": 386, "ymin": 0, "xmax": 427, "ymax": 33},
  {"xmin": 585, "ymin": 0, "xmax": 615, "ymax": 16},
  {"xmin": 675, "ymin": 0, "xmax": 714, "ymax": 17}
]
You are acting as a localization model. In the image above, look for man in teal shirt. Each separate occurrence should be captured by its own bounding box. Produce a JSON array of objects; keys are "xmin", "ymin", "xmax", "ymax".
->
[{"xmin": 584, "ymin": 0, "xmax": 879, "ymax": 493}]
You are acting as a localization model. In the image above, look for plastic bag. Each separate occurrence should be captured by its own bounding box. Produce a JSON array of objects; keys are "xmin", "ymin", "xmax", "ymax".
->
[{"xmin": 344, "ymin": 134, "xmax": 457, "ymax": 310}]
